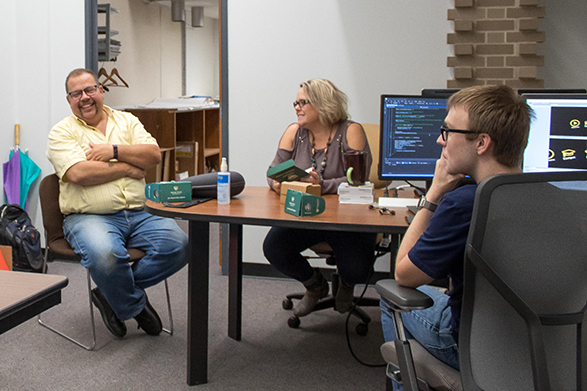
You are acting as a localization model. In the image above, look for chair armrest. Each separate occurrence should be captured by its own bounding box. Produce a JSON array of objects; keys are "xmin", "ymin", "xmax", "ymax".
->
[{"xmin": 375, "ymin": 280, "xmax": 434, "ymax": 311}]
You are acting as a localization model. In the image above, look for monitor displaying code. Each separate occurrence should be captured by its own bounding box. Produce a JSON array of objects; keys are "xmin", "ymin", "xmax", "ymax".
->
[{"xmin": 379, "ymin": 95, "xmax": 446, "ymax": 181}]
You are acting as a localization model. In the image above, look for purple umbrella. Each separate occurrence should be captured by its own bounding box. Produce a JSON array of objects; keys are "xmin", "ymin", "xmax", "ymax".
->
[{"xmin": 3, "ymin": 124, "xmax": 41, "ymax": 211}]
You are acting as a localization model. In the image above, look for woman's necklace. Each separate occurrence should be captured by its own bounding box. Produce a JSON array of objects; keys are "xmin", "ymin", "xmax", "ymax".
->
[{"xmin": 309, "ymin": 125, "xmax": 335, "ymax": 175}]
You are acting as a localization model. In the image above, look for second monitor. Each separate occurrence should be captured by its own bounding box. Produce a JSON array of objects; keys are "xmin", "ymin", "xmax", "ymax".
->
[{"xmin": 378, "ymin": 95, "xmax": 446, "ymax": 182}]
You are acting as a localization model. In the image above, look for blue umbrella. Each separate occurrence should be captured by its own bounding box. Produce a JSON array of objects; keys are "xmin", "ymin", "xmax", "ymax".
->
[{"xmin": 3, "ymin": 124, "xmax": 41, "ymax": 211}]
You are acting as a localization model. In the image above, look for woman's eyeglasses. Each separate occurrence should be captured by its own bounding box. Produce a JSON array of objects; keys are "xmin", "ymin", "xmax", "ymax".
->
[{"xmin": 293, "ymin": 99, "xmax": 310, "ymax": 109}]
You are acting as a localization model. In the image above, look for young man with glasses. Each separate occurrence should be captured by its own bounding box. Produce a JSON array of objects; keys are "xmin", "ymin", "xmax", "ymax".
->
[
  {"xmin": 381, "ymin": 84, "xmax": 533, "ymax": 372},
  {"xmin": 47, "ymin": 68, "xmax": 188, "ymax": 339}
]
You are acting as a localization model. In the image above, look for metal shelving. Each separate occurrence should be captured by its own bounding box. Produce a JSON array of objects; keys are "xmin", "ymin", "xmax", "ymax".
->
[{"xmin": 98, "ymin": 3, "xmax": 120, "ymax": 62}]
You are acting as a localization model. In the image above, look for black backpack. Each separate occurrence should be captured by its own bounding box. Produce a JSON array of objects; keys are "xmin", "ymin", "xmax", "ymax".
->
[{"xmin": 0, "ymin": 204, "xmax": 44, "ymax": 273}]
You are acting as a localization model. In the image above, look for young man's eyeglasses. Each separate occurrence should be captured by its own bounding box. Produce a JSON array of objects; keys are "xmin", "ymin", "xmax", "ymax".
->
[
  {"xmin": 67, "ymin": 85, "xmax": 100, "ymax": 100},
  {"xmin": 440, "ymin": 125, "xmax": 480, "ymax": 141},
  {"xmin": 293, "ymin": 99, "xmax": 310, "ymax": 109}
]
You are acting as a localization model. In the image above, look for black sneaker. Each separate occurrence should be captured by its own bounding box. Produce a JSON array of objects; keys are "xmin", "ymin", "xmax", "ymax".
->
[
  {"xmin": 91, "ymin": 287, "xmax": 127, "ymax": 338},
  {"xmin": 134, "ymin": 296, "xmax": 162, "ymax": 336}
]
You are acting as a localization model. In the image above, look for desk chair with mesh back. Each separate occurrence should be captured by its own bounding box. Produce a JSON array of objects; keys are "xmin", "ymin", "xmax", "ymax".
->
[
  {"xmin": 38, "ymin": 173, "xmax": 174, "ymax": 350},
  {"xmin": 282, "ymin": 123, "xmax": 394, "ymax": 334},
  {"xmin": 375, "ymin": 172, "xmax": 587, "ymax": 391}
]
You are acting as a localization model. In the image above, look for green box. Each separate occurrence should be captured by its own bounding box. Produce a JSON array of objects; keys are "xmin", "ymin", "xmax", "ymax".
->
[
  {"xmin": 145, "ymin": 181, "xmax": 192, "ymax": 202},
  {"xmin": 284, "ymin": 189, "xmax": 326, "ymax": 217},
  {"xmin": 267, "ymin": 159, "xmax": 310, "ymax": 183}
]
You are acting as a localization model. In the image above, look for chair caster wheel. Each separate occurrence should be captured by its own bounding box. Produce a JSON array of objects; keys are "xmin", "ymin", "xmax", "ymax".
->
[
  {"xmin": 282, "ymin": 298, "xmax": 293, "ymax": 310},
  {"xmin": 288, "ymin": 316, "xmax": 301, "ymax": 328},
  {"xmin": 355, "ymin": 323, "xmax": 368, "ymax": 336}
]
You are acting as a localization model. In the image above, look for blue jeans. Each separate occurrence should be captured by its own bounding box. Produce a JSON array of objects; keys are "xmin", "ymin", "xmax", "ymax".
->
[
  {"xmin": 63, "ymin": 208, "xmax": 188, "ymax": 320},
  {"xmin": 380, "ymin": 285, "xmax": 459, "ymax": 371}
]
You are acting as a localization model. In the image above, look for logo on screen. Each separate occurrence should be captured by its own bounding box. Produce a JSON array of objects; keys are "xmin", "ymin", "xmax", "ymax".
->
[
  {"xmin": 570, "ymin": 119, "xmax": 581, "ymax": 129},
  {"xmin": 562, "ymin": 149, "xmax": 577, "ymax": 160}
]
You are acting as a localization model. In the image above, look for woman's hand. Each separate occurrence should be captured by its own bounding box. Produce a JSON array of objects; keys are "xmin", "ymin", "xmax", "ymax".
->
[
  {"xmin": 272, "ymin": 180, "xmax": 281, "ymax": 194},
  {"xmin": 300, "ymin": 167, "xmax": 322, "ymax": 185}
]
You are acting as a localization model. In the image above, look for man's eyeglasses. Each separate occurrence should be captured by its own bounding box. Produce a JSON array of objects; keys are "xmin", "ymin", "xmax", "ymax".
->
[
  {"xmin": 293, "ymin": 99, "xmax": 310, "ymax": 109},
  {"xmin": 67, "ymin": 85, "xmax": 100, "ymax": 100},
  {"xmin": 440, "ymin": 125, "xmax": 480, "ymax": 141}
]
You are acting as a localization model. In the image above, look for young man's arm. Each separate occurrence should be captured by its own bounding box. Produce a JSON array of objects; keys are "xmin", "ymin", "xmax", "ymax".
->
[{"xmin": 395, "ymin": 157, "xmax": 462, "ymax": 287}]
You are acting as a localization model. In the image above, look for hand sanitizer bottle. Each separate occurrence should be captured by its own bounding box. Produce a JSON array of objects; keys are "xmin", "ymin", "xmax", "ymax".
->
[{"xmin": 217, "ymin": 157, "xmax": 230, "ymax": 204}]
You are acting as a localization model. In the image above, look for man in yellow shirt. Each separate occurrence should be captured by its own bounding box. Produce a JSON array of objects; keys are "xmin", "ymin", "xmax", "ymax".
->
[{"xmin": 47, "ymin": 68, "xmax": 188, "ymax": 338}]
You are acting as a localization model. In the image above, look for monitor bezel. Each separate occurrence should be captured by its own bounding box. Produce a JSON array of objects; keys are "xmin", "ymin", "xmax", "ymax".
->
[
  {"xmin": 518, "ymin": 88, "xmax": 587, "ymax": 95},
  {"xmin": 378, "ymin": 94, "xmax": 448, "ymax": 182},
  {"xmin": 420, "ymin": 88, "xmax": 459, "ymax": 98}
]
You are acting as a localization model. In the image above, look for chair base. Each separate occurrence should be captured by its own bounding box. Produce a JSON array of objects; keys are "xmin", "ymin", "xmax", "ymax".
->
[
  {"xmin": 38, "ymin": 268, "xmax": 174, "ymax": 350},
  {"xmin": 282, "ymin": 274, "xmax": 380, "ymax": 335}
]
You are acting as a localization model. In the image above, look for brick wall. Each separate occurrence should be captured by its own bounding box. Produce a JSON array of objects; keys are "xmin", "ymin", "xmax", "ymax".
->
[{"xmin": 447, "ymin": 0, "xmax": 545, "ymax": 89}]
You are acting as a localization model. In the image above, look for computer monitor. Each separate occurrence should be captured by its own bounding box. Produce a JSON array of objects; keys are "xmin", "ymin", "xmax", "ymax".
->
[
  {"xmin": 420, "ymin": 88, "xmax": 459, "ymax": 98},
  {"xmin": 378, "ymin": 94, "xmax": 446, "ymax": 183},
  {"xmin": 523, "ymin": 94, "xmax": 587, "ymax": 173},
  {"xmin": 518, "ymin": 88, "xmax": 587, "ymax": 95}
]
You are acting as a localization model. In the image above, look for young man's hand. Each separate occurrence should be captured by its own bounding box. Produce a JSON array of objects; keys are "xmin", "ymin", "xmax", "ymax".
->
[{"xmin": 426, "ymin": 156, "xmax": 464, "ymax": 204}]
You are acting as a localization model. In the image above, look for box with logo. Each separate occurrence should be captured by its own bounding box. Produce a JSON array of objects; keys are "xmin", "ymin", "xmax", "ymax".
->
[
  {"xmin": 284, "ymin": 189, "xmax": 326, "ymax": 217},
  {"xmin": 280, "ymin": 181, "xmax": 321, "ymax": 204},
  {"xmin": 267, "ymin": 159, "xmax": 310, "ymax": 183},
  {"xmin": 145, "ymin": 181, "xmax": 192, "ymax": 202}
]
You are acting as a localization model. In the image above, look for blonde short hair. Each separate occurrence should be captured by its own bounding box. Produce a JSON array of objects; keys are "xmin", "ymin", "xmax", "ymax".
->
[
  {"xmin": 300, "ymin": 79, "xmax": 349, "ymax": 125},
  {"xmin": 448, "ymin": 84, "xmax": 534, "ymax": 168}
]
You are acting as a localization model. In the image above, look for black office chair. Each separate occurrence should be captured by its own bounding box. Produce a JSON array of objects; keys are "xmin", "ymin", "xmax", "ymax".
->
[
  {"xmin": 376, "ymin": 172, "xmax": 587, "ymax": 390},
  {"xmin": 282, "ymin": 123, "xmax": 395, "ymax": 334},
  {"xmin": 283, "ymin": 238, "xmax": 395, "ymax": 335}
]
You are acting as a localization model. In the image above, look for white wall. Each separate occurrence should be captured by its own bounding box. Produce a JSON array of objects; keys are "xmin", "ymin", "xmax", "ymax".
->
[
  {"xmin": 99, "ymin": 0, "xmax": 183, "ymax": 106},
  {"xmin": 98, "ymin": 1, "xmax": 219, "ymax": 106},
  {"xmin": 186, "ymin": 12, "xmax": 220, "ymax": 98},
  {"xmin": 0, "ymin": 0, "xmax": 85, "ymax": 235},
  {"xmin": 227, "ymin": 0, "xmax": 453, "ymax": 265}
]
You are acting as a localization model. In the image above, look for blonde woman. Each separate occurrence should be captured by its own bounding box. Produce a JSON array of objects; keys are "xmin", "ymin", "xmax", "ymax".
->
[{"xmin": 264, "ymin": 79, "xmax": 377, "ymax": 317}]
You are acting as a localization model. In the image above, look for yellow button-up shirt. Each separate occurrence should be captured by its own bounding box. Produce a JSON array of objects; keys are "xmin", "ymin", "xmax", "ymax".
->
[{"xmin": 46, "ymin": 106, "xmax": 158, "ymax": 215}]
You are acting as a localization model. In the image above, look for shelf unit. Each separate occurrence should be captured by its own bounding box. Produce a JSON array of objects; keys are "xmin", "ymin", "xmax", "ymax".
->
[
  {"xmin": 124, "ymin": 107, "xmax": 221, "ymax": 183},
  {"xmin": 97, "ymin": 3, "xmax": 120, "ymax": 62}
]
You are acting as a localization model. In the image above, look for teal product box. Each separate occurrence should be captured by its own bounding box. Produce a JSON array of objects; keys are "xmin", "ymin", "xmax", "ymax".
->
[
  {"xmin": 145, "ymin": 181, "xmax": 192, "ymax": 202},
  {"xmin": 284, "ymin": 189, "xmax": 326, "ymax": 217},
  {"xmin": 267, "ymin": 159, "xmax": 310, "ymax": 183}
]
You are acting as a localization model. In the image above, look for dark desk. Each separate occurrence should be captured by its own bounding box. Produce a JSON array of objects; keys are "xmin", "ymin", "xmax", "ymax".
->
[
  {"xmin": 146, "ymin": 186, "xmax": 410, "ymax": 386},
  {"xmin": 0, "ymin": 271, "xmax": 68, "ymax": 335}
]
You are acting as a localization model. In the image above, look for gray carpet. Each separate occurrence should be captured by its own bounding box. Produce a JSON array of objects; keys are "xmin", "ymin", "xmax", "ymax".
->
[{"xmin": 0, "ymin": 223, "xmax": 387, "ymax": 390}]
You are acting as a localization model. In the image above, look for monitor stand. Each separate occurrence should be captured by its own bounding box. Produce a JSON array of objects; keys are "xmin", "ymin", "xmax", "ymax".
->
[{"xmin": 377, "ymin": 180, "xmax": 428, "ymax": 208}]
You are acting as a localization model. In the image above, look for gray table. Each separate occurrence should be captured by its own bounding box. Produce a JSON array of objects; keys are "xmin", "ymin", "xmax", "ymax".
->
[{"xmin": 0, "ymin": 270, "xmax": 68, "ymax": 335}]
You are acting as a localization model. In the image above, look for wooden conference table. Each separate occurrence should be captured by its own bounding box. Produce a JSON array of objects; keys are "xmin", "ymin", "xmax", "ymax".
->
[
  {"xmin": 0, "ymin": 271, "xmax": 68, "ymax": 335},
  {"xmin": 145, "ymin": 186, "xmax": 410, "ymax": 386}
]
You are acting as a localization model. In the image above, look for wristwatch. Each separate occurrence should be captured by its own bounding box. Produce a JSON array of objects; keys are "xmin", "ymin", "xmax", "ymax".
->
[
  {"xmin": 113, "ymin": 144, "xmax": 118, "ymax": 160},
  {"xmin": 417, "ymin": 195, "xmax": 438, "ymax": 212}
]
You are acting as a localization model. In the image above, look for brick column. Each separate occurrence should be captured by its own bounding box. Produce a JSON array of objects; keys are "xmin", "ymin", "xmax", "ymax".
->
[{"xmin": 447, "ymin": 0, "xmax": 545, "ymax": 89}]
